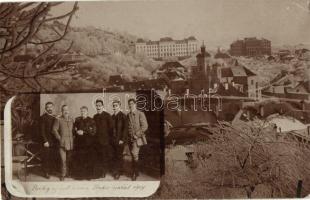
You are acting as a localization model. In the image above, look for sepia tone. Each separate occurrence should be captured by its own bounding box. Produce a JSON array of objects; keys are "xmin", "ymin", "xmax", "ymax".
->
[{"xmin": 1, "ymin": 0, "xmax": 310, "ymax": 199}]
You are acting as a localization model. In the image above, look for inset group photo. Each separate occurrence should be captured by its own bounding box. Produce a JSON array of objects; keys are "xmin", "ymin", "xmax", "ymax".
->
[{"xmin": 7, "ymin": 91, "xmax": 163, "ymax": 185}]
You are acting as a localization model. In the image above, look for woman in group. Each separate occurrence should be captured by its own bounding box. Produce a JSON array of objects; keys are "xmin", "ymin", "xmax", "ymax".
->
[{"xmin": 72, "ymin": 106, "xmax": 96, "ymax": 180}]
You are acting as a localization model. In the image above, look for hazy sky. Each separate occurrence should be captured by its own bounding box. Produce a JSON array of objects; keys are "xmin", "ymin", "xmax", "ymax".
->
[{"xmin": 54, "ymin": 0, "xmax": 310, "ymax": 49}]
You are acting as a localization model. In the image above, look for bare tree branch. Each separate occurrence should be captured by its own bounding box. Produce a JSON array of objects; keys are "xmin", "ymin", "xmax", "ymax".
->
[
  {"xmin": 29, "ymin": 2, "xmax": 78, "ymax": 45},
  {"xmin": 0, "ymin": 2, "xmax": 79, "ymax": 93}
]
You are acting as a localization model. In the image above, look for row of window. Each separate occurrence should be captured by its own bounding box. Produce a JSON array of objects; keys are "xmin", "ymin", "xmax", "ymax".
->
[
  {"xmin": 137, "ymin": 50, "xmax": 195, "ymax": 54},
  {"xmin": 137, "ymin": 48, "xmax": 197, "ymax": 53},
  {"xmin": 145, "ymin": 51, "xmax": 192, "ymax": 57},
  {"xmin": 136, "ymin": 44, "xmax": 197, "ymax": 49},
  {"xmin": 136, "ymin": 46, "xmax": 198, "ymax": 51},
  {"xmin": 160, "ymin": 52, "xmax": 190, "ymax": 57}
]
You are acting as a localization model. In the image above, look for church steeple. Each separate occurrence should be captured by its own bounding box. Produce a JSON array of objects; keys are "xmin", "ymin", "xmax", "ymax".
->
[{"xmin": 201, "ymin": 41, "xmax": 206, "ymax": 54}]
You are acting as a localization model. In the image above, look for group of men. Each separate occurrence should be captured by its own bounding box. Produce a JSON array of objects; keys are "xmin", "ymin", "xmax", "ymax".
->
[{"xmin": 39, "ymin": 98, "xmax": 148, "ymax": 181}]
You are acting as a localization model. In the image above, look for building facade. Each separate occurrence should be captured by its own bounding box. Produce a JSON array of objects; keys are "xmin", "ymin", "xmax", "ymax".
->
[
  {"xmin": 189, "ymin": 44, "xmax": 260, "ymax": 99},
  {"xmin": 135, "ymin": 36, "xmax": 198, "ymax": 59},
  {"xmin": 230, "ymin": 37, "xmax": 271, "ymax": 57}
]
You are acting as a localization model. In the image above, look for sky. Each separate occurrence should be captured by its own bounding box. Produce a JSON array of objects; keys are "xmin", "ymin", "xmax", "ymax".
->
[{"xmin": 53, "ymin": 0, "xmax": 310, "ymax": 49}]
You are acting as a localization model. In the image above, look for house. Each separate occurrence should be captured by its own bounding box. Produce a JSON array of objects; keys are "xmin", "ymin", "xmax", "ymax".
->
[
  {"xmin": 262, "ymin": 70, "xmax": 310, "ymax": 100},
  {"xmin": 215, "ymin": 82, "xmax": 246, "ymax": 97},
  {"xmin": 276, "ymin": 50, "xmax": 296, "ymax": 62},
  {"xmin": 109, "ymin": 74, "xmax": 125, "ymax": 86},
  {"xmin": 214, "ymin": 48, "xmax": 231, "ymax": 59},
  {"xmin": 153, "ymin": 61, "xmax": 188, "ymax": 80},
  {"xmin": 157, "ymin": 61, "xmax": 187, "ymax": 73},
  {"xmin": 124, "ymin": 78, "xmax": 168, "ymax": 91},
  {"xmin": 286, "ymin": 80, "xmax": 310, "ymax": 100},
  {"xmin": 214, "ymin": 48, "xmax": 232, "ymax": 66},
  {"xmin": 218, "ymin": 60, "xmax": 259, "ymax": 99},
  {"xmin": 165, "ymin": 145, "xmax": 195, "ymax": 171},
  {"xmin": 262, "ymin": 72, "xmax": 294, "ymax": 98},
  {"xmin": 267, "ymin": 55, "xmax": 276, "ymax": 61},
  {"xmin": 277, "ymin": 49, "xmax": 290, "ymax": 57},
  {"xmin": 298, "ymin": 51, "xmax": 310, "ymax": 61},
  {"xmin": 295, "ymin": 48, "xmax": 309, "ymax": 57},
  {"xmin": 169, "ymin": 80, "xmax": 188, "ymax": 94}
]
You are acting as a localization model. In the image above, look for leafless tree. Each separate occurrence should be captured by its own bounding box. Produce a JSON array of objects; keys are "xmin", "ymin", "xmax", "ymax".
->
[
  {"xmin": 192, "ymin": 120, "xmax": 310, "ymax": 198},
  {"xmin": 159, "ymin": 119, "xmax": 310, "ymax": 198},
  {"xmin": 0, "ymin": 2, "xmax": 78, "ymax": 93}
]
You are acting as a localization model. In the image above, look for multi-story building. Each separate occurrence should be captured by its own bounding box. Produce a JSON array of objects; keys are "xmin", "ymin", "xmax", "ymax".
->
[
  {"xmin": 218, "ymin": 60, "xmax": 260, "ymax": 99},
  {"xmin": 189, "ymin": 43, "xmax": 260, "ymax": 99},
  {"xmin": 230, "ymin": 40, "xmax": 245, "ymax": 56},
  {"xmin": 230, "ymin": 37, "xmax": 271, "ymax": 57},
  {"xmin": 135, "ymin": 36, "xmax": 198, "ymax": 59}
]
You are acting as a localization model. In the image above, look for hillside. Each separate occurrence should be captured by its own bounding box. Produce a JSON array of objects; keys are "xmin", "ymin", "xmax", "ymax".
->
[
  {"xmin": 38, "ymin": 24, "xmax": 163, "ymax": 91},
  {"xmin": 272, "ymin": 43, "xmax": 310, "ymax": 52}
]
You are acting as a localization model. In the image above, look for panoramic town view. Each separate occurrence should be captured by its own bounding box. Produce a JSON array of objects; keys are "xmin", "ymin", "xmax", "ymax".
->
[{"xmin": 1, "ymin": 0, "xmax": 310, "ymax": 199}]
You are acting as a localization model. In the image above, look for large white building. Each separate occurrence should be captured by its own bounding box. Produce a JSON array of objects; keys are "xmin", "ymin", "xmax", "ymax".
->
[{"xmin": 135, "ymin": 36, "xmax": 198, "ymax": 59}]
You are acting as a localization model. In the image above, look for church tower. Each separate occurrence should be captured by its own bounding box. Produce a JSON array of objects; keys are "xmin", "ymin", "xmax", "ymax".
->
[{"xmin": 189, "ymin": 41, "xmax": 212, "ymax": 94}]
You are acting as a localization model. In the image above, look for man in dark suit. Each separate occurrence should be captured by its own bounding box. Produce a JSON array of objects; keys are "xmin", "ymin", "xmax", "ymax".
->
[
  {"xmin": 73, "ymin": 106, "xmax": 96, "ymax": 179},
  {"xmin": 111, "ymin": 100, "xmax": 128, "ymax": 180},
  {"xmin": 93, "ymin": 99, "xmax": 114, "ymax": 178},
  {"xmin": 39, "ymin": 102, "xmax": 58, "ymax": 179}
]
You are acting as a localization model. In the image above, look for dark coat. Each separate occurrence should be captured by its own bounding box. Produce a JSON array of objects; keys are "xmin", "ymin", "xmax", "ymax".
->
[
  {"xmin": 111, "ymin": 111, "xmax": 128, "ymax": 144},
  {"xmin": 93, "ymin": 111, "xmax": 114, "ymax": 145},
  {"xmin": 74, "ymin": 116, "xmax": 96, "ymax": 148},
  {"xmin": 39, "ymin": 113, "xmax": 57, "ymax": 146}
]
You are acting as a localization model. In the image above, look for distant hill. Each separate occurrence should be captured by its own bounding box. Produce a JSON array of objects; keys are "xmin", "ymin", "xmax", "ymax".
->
[
  {"xmin": 38, "ymin": 24, "xmax": 163, "ymax": 90},
  {"xmin": 272, "ymin": 43, "xmax": 310, "ymax": 52}
]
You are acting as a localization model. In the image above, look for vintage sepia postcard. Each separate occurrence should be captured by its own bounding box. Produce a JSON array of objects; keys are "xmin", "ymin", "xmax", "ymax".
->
[{"xmin": 1, "ymin": 0, "xmax": 310, "ymax": 198}]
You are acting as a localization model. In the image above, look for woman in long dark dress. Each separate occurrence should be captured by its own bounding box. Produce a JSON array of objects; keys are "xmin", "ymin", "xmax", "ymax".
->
[{"xmin": 73, "ymin": 106, "xmax": 96, "ymax": 180}]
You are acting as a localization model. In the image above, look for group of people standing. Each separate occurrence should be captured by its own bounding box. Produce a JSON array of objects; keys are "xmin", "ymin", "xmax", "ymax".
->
[{"xmin": 39, "ymin": 98, "xmax": 148, "ymax": 181}]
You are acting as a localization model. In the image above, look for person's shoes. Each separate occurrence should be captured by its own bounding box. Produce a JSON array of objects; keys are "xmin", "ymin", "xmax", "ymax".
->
[
  {"xmin": 67, "ymin": 171, "xmax": 71, "ymax": 178},
  {"xmin": 114, "ymin": 174, "xmax": 120, "ymax": 180},
  {"xmin": 44, "ymin": 173, "xmax": 50, "ymax": 179},
  {"xmin": 131, "ymin": 173, "xmax": 137, "ymax": 181},
  {"xmin": 60, "ymin": 176, "xmax": 65, "ymax": 181}
]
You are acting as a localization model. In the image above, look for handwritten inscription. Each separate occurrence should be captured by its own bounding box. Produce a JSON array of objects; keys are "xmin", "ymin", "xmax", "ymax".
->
[{"xmin": 30, "ymin": 182, "xmax": 147, "ymax": 194}]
